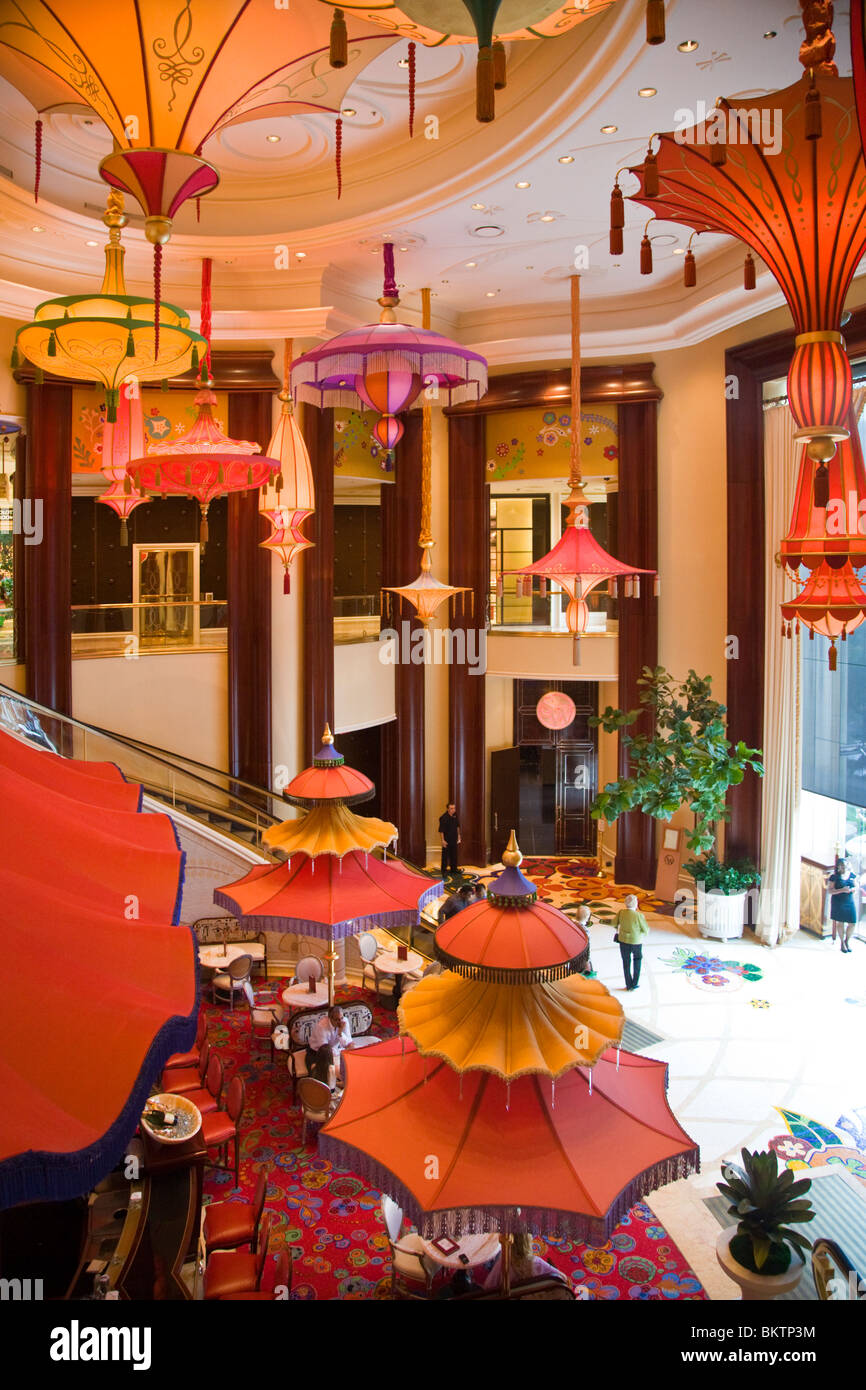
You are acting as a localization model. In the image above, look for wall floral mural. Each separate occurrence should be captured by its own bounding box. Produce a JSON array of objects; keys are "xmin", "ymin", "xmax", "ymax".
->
[
  {"xmin": 334, "ymin": 408, "xmax": 396, "ymax": 480},
  {"xmin": 71, "ymin": 387, "xmax": 230, "ymax": 473},
  {"xmin": 485, "ymin": 405, "xmax": 618, "ymax": 481}
]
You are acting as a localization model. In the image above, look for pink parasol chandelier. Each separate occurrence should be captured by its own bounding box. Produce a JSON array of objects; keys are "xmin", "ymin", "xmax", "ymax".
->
[{"xmin": 259, "ymin": 341, "xmax": 315, "ymax": 595}]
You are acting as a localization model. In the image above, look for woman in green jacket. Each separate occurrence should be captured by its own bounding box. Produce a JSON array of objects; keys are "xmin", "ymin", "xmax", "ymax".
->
[{"xmin": 615, "ymin": 894, "xmax": 650, "ymax": 991}]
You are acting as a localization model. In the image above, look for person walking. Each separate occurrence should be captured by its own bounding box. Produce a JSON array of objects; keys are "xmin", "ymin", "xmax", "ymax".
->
[
  {"xmin": 614, "ymin": 893, "xmax": 650, "ymax": 991},
  {"xmin": 439, "ymin": 801, "xmax": 461, "ymax": 877},
  {"xmin": 826, "ymin": 855, "xmax": 858, "ymax": 953}
]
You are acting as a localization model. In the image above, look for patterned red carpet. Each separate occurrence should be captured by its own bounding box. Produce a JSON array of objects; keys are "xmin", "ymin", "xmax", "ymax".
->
[{"xmin": 200, "ymin": 976, "xmax": 706, "ymax": 1301}]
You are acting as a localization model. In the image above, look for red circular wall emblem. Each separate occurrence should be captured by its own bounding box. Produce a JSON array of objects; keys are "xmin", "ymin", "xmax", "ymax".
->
[{"xmin": 536, "ymin": 692, "xmax": 576, "ymax": 731}]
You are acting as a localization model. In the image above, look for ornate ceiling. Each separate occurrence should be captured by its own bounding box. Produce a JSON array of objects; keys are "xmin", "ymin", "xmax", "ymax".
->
[{"xmin": 0, "ymin": 0, "xmax": 860, "ymax": 363}]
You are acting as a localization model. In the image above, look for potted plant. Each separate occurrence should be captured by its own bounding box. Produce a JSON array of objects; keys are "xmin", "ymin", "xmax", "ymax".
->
[
  {"xmin": 590, "ymin": 667, "xmax": 763, "ymax": 927},
  {"xmin": 715, "ymin": 1148, "xmax": 815, "ymax": 1300},
  {"xmin": 683, "ymin": 852, "xmax": 761, "ymax": 941}
]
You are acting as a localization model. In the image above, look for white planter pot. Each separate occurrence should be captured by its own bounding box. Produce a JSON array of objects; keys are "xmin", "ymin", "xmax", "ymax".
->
[
  {"xmin": 716, "ymin": 1226, "xmax": 804, "ymax": 1301},
  {"xmin": 698, "ymin": 888, "xmax": 745, "ymax": 940}
]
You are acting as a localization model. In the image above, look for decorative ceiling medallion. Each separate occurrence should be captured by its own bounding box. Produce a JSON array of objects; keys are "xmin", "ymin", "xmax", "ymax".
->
[{"xmin": 536, "ymin": 691, "xmax": 576, "ymax": 731}]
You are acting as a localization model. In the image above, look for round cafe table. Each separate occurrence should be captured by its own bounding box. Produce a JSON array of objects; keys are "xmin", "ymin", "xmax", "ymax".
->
[
  {"xmin": 420, "ymin": 1232, "xmax": 500, "ymax": 1271},
  {"xmin": 281, "ymin": 980, "xmax": 330, "ymax": 1013},
  {"xmin": 198, "ymin": 943, "xmax": 252, "ymax": 970},
  {"xmin": 374, "ymin": 949, "xmax": 423, "ymax": 1008}
]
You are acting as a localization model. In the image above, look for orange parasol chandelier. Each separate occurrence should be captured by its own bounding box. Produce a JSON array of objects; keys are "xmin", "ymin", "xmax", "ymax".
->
[
  {"xmin": 259, "ymin": 341, "xmax": 315, "ymax": 596},
  {"xmin": 506, "ymin": 276, "xmax": 655, "ymax": 664},
  {"xmin": 781, "ymin": 560, "xmax": 866, "ymax": 670}
]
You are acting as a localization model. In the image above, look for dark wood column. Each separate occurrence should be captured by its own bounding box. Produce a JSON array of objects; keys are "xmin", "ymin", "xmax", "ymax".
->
[
  {"xmin": 23, "ymin": 382, "xmax": 72, "ymax": 715},
  {"xmin": 614, "ymin": 400, "xmax": 659, "ymax": 889},
  {"xmin": 447, "ymin": 412, "xmax": 488, "ymax": 866},
  {"xmin": 301, "ymin": 403, "xmax": 334, "ymax": 761},
  {"xmin": 380, "ymin": 411, "xmax": 425, "ymax": 864},
  {"xmin": 227, "ymin": 391, "xmax": 273, "ymax": 789}
]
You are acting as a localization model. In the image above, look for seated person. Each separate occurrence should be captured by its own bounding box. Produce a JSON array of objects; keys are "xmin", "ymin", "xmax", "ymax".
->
[
  {"xmin": 437, "ymin": 883, "xmax": 476, "ymax": 923},
  {"xmin": 305, "ymin": 1005, "xmax": 352, "ymax": 1089},
  {"xmin": 482, "ymin": 1233, "xmax": 568, "ymax": 1292}
]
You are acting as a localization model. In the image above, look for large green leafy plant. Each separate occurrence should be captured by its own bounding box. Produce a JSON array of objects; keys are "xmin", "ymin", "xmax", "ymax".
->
[
  {"xmin": 590, "ymin": 667, "xmax": 763, "ymax": 856},
  {"xmin": 683, "ymin": 852, "xmax": 760, "ymax": 896},
  {"xmin": 717, "ymin": 1149, "xmax": 815, "ymax": 1275}
]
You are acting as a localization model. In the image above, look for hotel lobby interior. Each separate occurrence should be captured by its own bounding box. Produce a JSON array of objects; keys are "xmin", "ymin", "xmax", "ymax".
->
[{"xmin": 1, "ymin": 0, "xmax": 866, "ymax": 1339}]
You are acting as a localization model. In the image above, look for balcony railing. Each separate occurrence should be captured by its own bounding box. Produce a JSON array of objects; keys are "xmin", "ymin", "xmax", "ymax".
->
[
  {"xmin": 70, "ymin": 600, "xmax": 228, "ymax": 657},
  {"xmin": 334, "ymin": 593, "xmax": 380, "ymax": 644}
]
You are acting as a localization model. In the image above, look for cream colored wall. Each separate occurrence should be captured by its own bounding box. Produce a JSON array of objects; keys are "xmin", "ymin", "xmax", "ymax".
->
[
  {"xmin": 333, "ymin": 638, "xmax": 395, "ymax": 733},
  {"xmin": 0, "ymin": 318, "xmax": 26, "ymax": 419}
]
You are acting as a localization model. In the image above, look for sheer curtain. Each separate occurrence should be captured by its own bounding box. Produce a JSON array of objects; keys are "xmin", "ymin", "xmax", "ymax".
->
[
  {"xmin": 757, "ymin": 388, "xmax": 866, "ymax": 945},
  {"xmin": 756, "ymin": 402, "xmax": 801, "ymax": 946}
]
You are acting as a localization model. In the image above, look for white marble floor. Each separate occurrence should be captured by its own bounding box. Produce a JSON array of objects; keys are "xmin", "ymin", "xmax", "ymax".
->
[{"xmin": 587, "ymin": 908, "xmax": 866, "ymax": 1298}]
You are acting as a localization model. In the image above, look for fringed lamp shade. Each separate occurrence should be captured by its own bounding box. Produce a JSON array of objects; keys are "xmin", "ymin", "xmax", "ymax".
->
[
  {"xmin": 319, "ymin": 1039, "xmax": 699, "ymax": 1244},
  {"xmin": 781, "ymin": 407, "xmax": 866, "ymax": 572},
  {"xmin": 260, "ymin": 345, "xmax": 315, "ymax": 594},
  {"xmin": 284, "ymin": 727, "xmax": 376, "ymax": 808},
  {"xmin": 384, "ymin": 548, "xmax": 469, "ymax": 628},
  {"xmin": 781, "ymin": 561, "xmax": 866, "ymax": 670},
  {"xmin": 97, "ymin": 383, "xmax": 146, "ymax": 543},
  {"xmin": 626, "ymin": 30, "xmax": 866, "ymax": 461},
  {"xmin": 331, "ymin": 2, "xmax": 619, "ymax": 122},
  {"xmin": 398, "ymin": 970, "xmax": 624, "ymax": 1080},
  {"xmin": 292, "ymin": 244, "xmax": 487, "ymax": 451},
  {"xmin": 434, "ymin": 833, "xmax": 589, "ymax": 983},
  {"xmin": 126, "ymin": 390, "xmax": 279, "ymax": 545},
  {"xmin": 262, "ymin": 801, "xmax": 398, "ymax": 858},
  {"xmin": 12, "ymin": 194, "xmax": 205, "ymax": 420}
]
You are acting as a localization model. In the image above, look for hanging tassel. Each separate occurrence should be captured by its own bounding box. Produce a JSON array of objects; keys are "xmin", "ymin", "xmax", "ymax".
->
[
  {"xmin": 539, "ymin": 578, "xmax": 547, "ymax": 598},
  {"xmin": 217, "ymin": 464, "xmax": 224, "ymax": 485},
  {"xmin": 624, "ymin": 576, "xmax": 633, "ymax": 598},
  {"xmin": 643, "ymin": 149, "xmax": 659, "ymax": 197},
  {"xmin": 106, "ymin": 388, "xmax": 119, "ymax": 423},
  {"xmin": 609, "ymin": 181, "xmax": 624, "ymax": 257},
  {"xmin": 683, "ymin": 249, "xmax": 696, "ymax": 287},
  {"xmin": 610, "ymin": 225, "xmax": 623, "ymax": 256},
  {"xmin": 842, "ymin": 626, "xmax": 848, "ymax": 642},
  {"xmin": 120, "ymin": 518, "xmax": 129, "ymax": 546},
  {"xmin": 10, "ymin": 344, "xmax": 21, "ymax": 370},
  {"xmin": 646, "ymin": 0, "xmax": 665, "ymax": 45},
  {"xmin": 829, "ymin": 641, "xmax": 837, "ymax": 671},
  {"xmin": 781, "ymin": 616, "xmax": 787, "ymax": 638},
  {"xmin": 335, "ymin": 116, "xmax": 343, "ymax": 199},
  {"xmin": 809, "ymin": 626, "xmax": 814, "ymax": 640},
  {"xmin": 125, "ymin": 329, "xmax": 135, "ymax": 357},
  {"xmin": 284, "ymin": 570, "xmax": 291, "ymax": 595},
  {"xmin": 476, "ymin": 46, "xmax": 495, "ymax": 123},
  {"xmin": 196, "ymin": 197, "xmax": 201, "ymax": 223},
  {"xmin": 408, "ymin": 41, "xmax": 416, "ymax": 137},
  {"xmin": 805, "ymin": 72, "xmax": 821, "ymax": 140},
  {"xmin": 34, "ymin": 117, "xmax": 43, "ymax": 203},
  {"xmin": 247, "ymin": 464, "xmax": 253, "ymax": 485},
  {"xmin": 34, "ymin": 367, "xmax": 44, "ymax": 385},
  {"xmin": 744, "ymin": 253, "xmax": 756, "ymax": 290},
  {"xmin": 633, "ymin": 576, "xmax": 641, "ymax": 598},
  {"xmin": 610, "ymin": 577, "xmax": 618, "ymax": 598},
  {"xmin": 161, "ymin": 379, "xmax": 169, "ymax": 393},
  {"xmin": 200, "ymin": 512, "xmax": 209, "ymax": 549},
  {"xmin": 572, "ymin": 631, "xmax": 581, "ymax": 666},
  {"xmin": 153, "ymin": 242, "xmax": 163, "ymax": 360},
  {"xmin": 46, "ymin": 331, "xmax": 57, "ymax": 358},
  {"xmin": 154, "ymin": 466, "xmax": 161, "ymax": 487},
  {"xmin": 493, "ymin": 40, "xmax": 506, "ymax": 89},
  {"xmin": 275, "ymin": 472, "xmax": 284, "ymax": 493},
  {"xmin": 640, "ymin": 235, "xmax": 653, "ymax": 274},
  {"xmin": 329, "ymin": 8, "xmax": 348, "ymax": 67},
  {"xmin": 814, "ymin": 462, "xmax": 830, "ymax": 508},
  {"xmin": 185, "ymin": 465, "xmax": 192, "ymax": 487}
]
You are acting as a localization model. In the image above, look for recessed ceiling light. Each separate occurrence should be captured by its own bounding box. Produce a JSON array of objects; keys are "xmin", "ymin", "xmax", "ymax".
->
[
  {"xmin": 85, "ymin": 239, "xmax": 98, "ymax": 246},
  {"xmin": 32, "ymin": 225, "xmax": 44, "ymax": 232},
  {"xmin": 638, "ymin": 87, "xmax": 657, "ymax": 98},
  {"xmin": 266, "ymin": 134, "xmax": 281, "ymax": 143},
  {"xmin": 397, "ymin": 56, "xmax": 410, "ymax": 68},
  {"xmin": 673, "ymin": 247, "xmax": 685, "ymax": 255},
  {"xmin": 485, "ymin": 290, "xmax": 499, "ymax": 297},
  {"xmin": 399, "ymin": 245, "xmax": 408, "ymax": 252},
  {"xmin": 295, "ymin": 251, "xmax": 307, "ymax": 259},
  {"xmin": 515, "ymin": 180, "xmax": 531, "ymax": 189},
  {"xmin": 466, "ymin": 261, "xmax": 477, "ymax": 267},
  {"xmin": 763, "ymin": 31, "xmax": 777, "ymax": 39},
  {"xmin": 677, "ymin": 39, "xmax": 699, "ymax": 53},
  {"xmin": 342, "ymin": 107, "xmax": 356, "ymax": 117},
  {"xmin": 600, "ymin": 125, "xmax": 618, "ymax": 135},
  {"xmin": 558, "ymin": 155, "xmax": 574, "ymax": 164},
  {"xmin": 540, "ymin": 214, "xmax": 556, "ymax": 222},
  {"xmin": 525, "ymin": 265, "xmax": 534, "ymax": 270},
  {"xmin": 471, "ymin": 202, "xmax": 485, "ymax": 210},
  {"xmin": 471, "ymin": 224, "xmax": 505, "ymax": 238}
]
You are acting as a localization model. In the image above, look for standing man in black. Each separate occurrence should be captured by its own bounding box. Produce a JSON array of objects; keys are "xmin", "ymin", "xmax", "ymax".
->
[{"xmin": 439, "ymin": 802, "xmax": 461, "ymax": 878}]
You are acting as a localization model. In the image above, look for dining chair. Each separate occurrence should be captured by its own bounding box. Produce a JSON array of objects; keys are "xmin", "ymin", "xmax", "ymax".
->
[
  {"xmin": 219, "ymin": 1248, "xmax": 292, "ymax": 1301},
  {"xmin": 357, "ymin": 932, "xmax": 381, "ymax": 991},
  {"xmin": 204, "ymin": 1212, "xmax": 273, "ymax": 1301},
  {"xmin": 201, "ymin": 1074, "xmax": 246, "ymax": 1185},
  {"xmin": 297, "ymin": 1076, "xmax": 337, "ymax": 1144},
  {"xmin": 293, "ymin": 955, "xmax": 324, "ymax": 985},
  {"xmin": 380, "ymin": 1193, "xmax": 435, "ymax": 1298},
  {"xmin": 203, "ymin": 1166, "xmax": 268, "ymax": 1257},
  {"xmin": 249, "ymin": 994, "xmax": 284, "ymax": 1063},
  {"xmin": 175, "ymin": 1051, "xmax": 224, "ymax": 1116},
  {"xmin": 163, "ymin": 1012, "xmax": 206, "ymax": 1071},
  {"xmin": 162, "ymin": 1039, "xmax": 210, "ymax": 1095},
  {"xmin": 212, "ymin": 954, "xmax": 253, "ymax": 1011}
]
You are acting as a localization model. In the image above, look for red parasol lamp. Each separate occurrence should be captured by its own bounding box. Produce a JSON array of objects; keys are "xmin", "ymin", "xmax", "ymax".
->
[
  {"xmin": 781, "ymin": 405, "xmax": 866, "ymax": 573},
  {"xmin": 781, "ymin": 560, "xmax": 866, "ymax": 670},
  {"xmin": 97, "ymin": 382, "xmax": 146, "ymax": 545},
  {"xmin": 506, "ymin": 277, "xmax": 655, "ymax": 664}
]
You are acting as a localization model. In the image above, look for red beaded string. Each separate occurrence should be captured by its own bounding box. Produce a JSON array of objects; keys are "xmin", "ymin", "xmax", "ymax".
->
[
  {"xmin": 153, "ymin": 243, "xmax": 163, "ymax": 360},
  {"xmin": 200, "ymin": 256, "xmax": 213, "ymax": 381},
  {"xmin": 335, "ymin": 116, "xmax": 343, "ymax": 199},
  {"xmin": 34, "ymin": 118, "xmax": 43, "ymax": 203},
  {"xmin": 408, "ymin": 42, "xmax": 416, "ymax": 137}
]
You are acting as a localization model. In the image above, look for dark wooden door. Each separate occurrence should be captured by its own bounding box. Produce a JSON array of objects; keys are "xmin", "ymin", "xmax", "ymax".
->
[
  {"xmin": 557, "ymin": 743, "xmax": 597, "ymax": 855},
  {"xmin": 490, "ymin": 746, "xmax": 520, "ymax": 862}
]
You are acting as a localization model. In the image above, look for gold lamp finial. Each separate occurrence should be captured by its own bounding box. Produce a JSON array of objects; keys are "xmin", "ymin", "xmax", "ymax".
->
[
  {"xmin": 501, "ymin": 830, "xmax": 522, "ymax": 869},
  {"xmin": 321, "ymin": 723, "xmax": 334, "ymax": 745}
]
